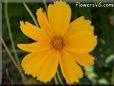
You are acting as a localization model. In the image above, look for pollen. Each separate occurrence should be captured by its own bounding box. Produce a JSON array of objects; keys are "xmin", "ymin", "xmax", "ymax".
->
[{"xmin": 50, "ymin": 36, "xmax": 64, "ymax": 50}]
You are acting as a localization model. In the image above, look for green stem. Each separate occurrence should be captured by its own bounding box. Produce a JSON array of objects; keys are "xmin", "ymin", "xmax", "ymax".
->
[
  {"xmin": 42, "ymin": 0, "xmax": 47, "ymax": 10},
  {"xmin": 54, "ymin": 75, "xmax": 58, "ymax": 85},
  {"xmin": 4, "ymin": 0, "xmax": 26, "ymax": 83},
  {"xmin": 23, "ymin": 3, "xmax": 39, "ymax": 27},
  {"xmin": 57, "ymin": 69, "xmax": 64, "ymax": 85},
  {"xmin": 0, "ymin": 35, "xmax": 26, "ymax": 84},
  {"xmin": 4, "ymin": 0, "xmax": 21, "ymax": 68}
]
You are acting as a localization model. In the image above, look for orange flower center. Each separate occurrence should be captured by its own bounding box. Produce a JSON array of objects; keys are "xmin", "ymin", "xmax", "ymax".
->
[{"xmin": 50, "ymin": 36, "xmax": 64, "ymax": 50}]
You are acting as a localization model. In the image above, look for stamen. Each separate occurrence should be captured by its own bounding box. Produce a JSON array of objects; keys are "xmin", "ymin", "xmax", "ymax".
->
[{"xmin": 50, "ymin": 36, "xmax": 64, "ymax": 50}]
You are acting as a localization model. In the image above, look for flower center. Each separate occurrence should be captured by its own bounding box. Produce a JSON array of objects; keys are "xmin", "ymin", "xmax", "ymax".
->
[{"xmin": 50, "ymin": 36, "xmax": 64, "ymax": 50}]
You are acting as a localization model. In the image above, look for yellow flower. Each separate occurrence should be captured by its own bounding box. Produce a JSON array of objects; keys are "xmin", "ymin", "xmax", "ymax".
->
[{"xmin": 17, "ymin": 1, "xmax": 97, "ymax": 84}]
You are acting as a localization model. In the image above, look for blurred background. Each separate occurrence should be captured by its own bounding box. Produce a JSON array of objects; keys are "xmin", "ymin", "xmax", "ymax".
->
[{"xmin": 2, "ymin": 1, "xmax": 114, "ymax": 85}]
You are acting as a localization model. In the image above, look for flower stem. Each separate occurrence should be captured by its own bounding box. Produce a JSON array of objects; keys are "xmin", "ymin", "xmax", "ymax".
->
[
  {"xmin": 57, "ymin": 69, "xmax": 64, "ymax": 85},
  {"xmin": 4, "ymin": 0, "xmax": 26, "ymax": 83},
  {"xmin": 43, "ymin": 0, "xmax": 47, "ymax": 10},
  {"xmin": 4, "ymin": 0, "xmax": 21, "ymax": 69},
  {"xmin": 0, "ymin": 35, "xmax": 26, "ymax": 84},
  {"xmin": 23, "ymin": 3, "xmax": 39, "ymax": 27},
  {"xmin": 54, "ymin": 75, "xmax": 58, "ymax": 85}
]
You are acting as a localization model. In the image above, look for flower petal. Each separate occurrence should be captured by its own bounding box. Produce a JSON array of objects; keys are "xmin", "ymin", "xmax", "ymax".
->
[
  {"xmin": 59, "ymin": 50, "xmax": 83, "ymax": 84},
  {"xmin": 21, "ymin": 50, "xmax": 50, "ymax": 77},
  {"xmin": 22, "ymin": 49, "xmax": 59, "ymax": 83},
  {"xmin": 47, "ymin": 1, "xmax": 71, "ymax": 36},
  {"xmin": 17, "ymin": 42, "xmax": 50, "ymax": 52},
  {"xmin": 64, "ymin": 31, "xmax": 97, "ymax": 53},
  {"xmin": 37, "ymin": 50, "xmax": 59, "ymax": 82},
  {"xmin": 74, "ymin": 54, "xmax": 94, "ymax": 67},
  {"xmin": 64, "ymin": 16, "xmax": 94, "ymax": 38},
  {"xmin": 36, "ymin": 8, "xmax": 54, "ymax": 37},
  {"xmin": 20, "ymin": 21, "xmax": 49, "ymax": 41},
  {"xmin": 65, "ymin": 50, "xmax": 94, "ymax": 67}
]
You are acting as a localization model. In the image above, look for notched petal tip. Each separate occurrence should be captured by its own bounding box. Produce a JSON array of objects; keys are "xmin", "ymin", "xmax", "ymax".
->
[
  {"xmin": 86, "ymin": 55, "xmax": 95, "ymax": 67},
  {"xmin": 20, "ymin": 20, "xmax": 24, "ymax": 24},
  {"xmin": 17, "ymin": 44, "xmax": 21, "ymax": 49},
  {"xmin": 89, "ymin": 59, "xmax": 94, "ymax": 66},
  {"xmin": 20, "ymin": 21, "xmax": 30, "ymax": 30},
  {"xmin": 77, "ymin": 16, "xmax": 85, "ymax": 21},
  {"xmin": 53, "ymin": 1, "xmax": 67, "ymax": 4},
  {"xmin": 86, "ymin": 20, "xmax": 92, "ymax": 24},
  {"xmin": 36, "ymin": 78, "xmax": 51, "ymax": 83},
  {"xmin": 36, "ymin": 8, "xmax": 43, "ymax": 15},
  {"xmin": 78, "ymin": 16, "xmax": 92, "ymax": 24},
  {"xmin": 23, "ymin": 69, "xmax": 30, "ymax": 75},
  {"xmin": 17, "ymin": 44, "xmax": 25, "ymax": 50},
  {"xmin": 24, "ymin": 21, "xmax": 35, "ymax": 27},
  {"xmin": 80, "ymin": 16, "xmax": 84, "ymax": 19},
  {"xmin": 65, "ymin": 76, "xmax": 80, "ymax": 84},
  {"xmin": 20, "ymin": 20, "xmax": 24, "ymax": 27},
  {"xmin": 94, "ymin": 35, "xmax": 98, "ymax": 47},
  {"xmin": 66, "ymin": 78, "xmax": 79, "ymax": 85},
  {"xmin": 17, "ymin": 44, "xmax": 27, "ymax": 52},
  {"xmin": 52, "ymin": 1, "xmax": 69, "ymax": 9},
  {"xmin": 95, "ymin": 35, "xmax": 98, "ymax": 39}
]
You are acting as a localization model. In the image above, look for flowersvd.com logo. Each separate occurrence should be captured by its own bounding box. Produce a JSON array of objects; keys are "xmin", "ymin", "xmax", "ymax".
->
[{"xmin": 75, "ymin": 2, "xmax": 113, "ymax": 7}]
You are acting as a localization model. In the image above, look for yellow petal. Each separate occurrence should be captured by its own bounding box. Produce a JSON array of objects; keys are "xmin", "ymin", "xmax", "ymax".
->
[
  {"xmin": 64, "ymin": 31, "xmax": 97, "ymax": 53},
  {"xmin": 64, "ymin": 16, "xmax": 94, "ymax": 38},
  {"xmin": 47, "ymin": 1, "xmax": 71, "ymax": 36},
  {"xmin": 74, "ymin": 54, "xmax": 94, "ymax": 67},
  {"xmin": 20, "ymin": 21, "xmax": 49, "ymax": 41},
  {"xmin": 17, "ymin": 42, "xmax": 50, "ymax": 52},
  {"xmin": 66, "ymin": 50, "xmax": 94, "ymax": 67},
  {"xmin": 21, "ymin": 50, "xmax": 51, "ymax": 77},
  {"xmin": 59, "ymin": 50, "xmax": 83, "ymax": 84},
  {"xmin": 37, "ymin": 50, "xmax": 59, "ymax": 82},
  {"xmin": 36, "ymin": 8, "xmax": 54, "ymax": 37},
  {"xmin": 22, "ymin": 49, "xmax": 59, "ymax": 82}
]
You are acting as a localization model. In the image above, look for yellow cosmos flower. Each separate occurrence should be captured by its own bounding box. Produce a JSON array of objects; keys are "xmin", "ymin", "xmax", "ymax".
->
[{"xmin": 17, "ymin": 1, "xmax": 97, "ymax": 84}]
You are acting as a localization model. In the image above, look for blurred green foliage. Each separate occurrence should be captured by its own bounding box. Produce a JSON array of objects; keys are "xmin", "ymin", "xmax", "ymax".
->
[{"xmin": 2, "ymin": 2, "xmax": 114, "ymax": 85}]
